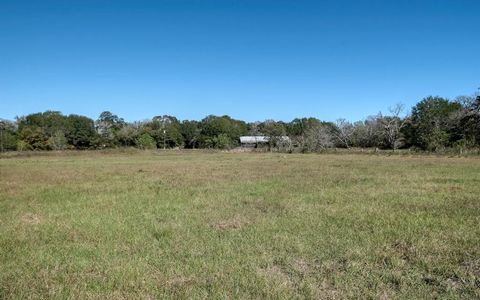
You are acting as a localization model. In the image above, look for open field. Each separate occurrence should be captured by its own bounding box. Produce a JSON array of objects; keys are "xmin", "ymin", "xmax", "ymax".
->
[{"xmin": 1, "ymin": 151, "xmax": 479, "ymax": 299}]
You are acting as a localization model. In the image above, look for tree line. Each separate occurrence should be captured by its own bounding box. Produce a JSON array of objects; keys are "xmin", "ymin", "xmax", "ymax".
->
[{"xmin": 1, "ymin": 92, "xmax": 479, "ymax": 153}]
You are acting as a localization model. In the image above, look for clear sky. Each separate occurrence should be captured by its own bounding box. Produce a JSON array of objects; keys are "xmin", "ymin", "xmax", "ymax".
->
[{"xmin": 1, "ymin": 0, "xmax": 479, "ymax": 122}]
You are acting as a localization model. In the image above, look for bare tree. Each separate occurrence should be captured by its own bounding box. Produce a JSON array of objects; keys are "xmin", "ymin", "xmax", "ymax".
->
[
  {"xmin": 315, "ymin": 125, "xmax": 334, "ymax": 150},
  {"xmin": 454, "ymin": 95, "xmax": 476, "ymax": 109},
  {"xmin": 334, "ymin": 118, "xmax": 354, "ymax": 148},
  {"xmin": 380, "ymin": 103, "xmax": 409, "ymax": 151},
  {"xmin": 302, "ymin": 125, "xmax": 334, "ymax": 152}
]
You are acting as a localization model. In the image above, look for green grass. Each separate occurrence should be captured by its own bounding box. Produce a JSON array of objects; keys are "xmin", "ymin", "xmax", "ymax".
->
[{"xmin": 1, "ymin": 151, "xmax": 479, "ymax": 299}]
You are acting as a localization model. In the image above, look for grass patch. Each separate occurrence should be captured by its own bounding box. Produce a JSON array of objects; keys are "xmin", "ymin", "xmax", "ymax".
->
[{"xmin": 1, "ymin": 152, "xmax": 479, "ymax": 298}]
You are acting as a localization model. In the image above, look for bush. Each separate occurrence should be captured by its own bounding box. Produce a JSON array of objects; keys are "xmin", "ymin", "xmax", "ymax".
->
[
  {"xmin": 46, "ymin": 130, "xmax": 68, "ymax": 150},
  {"xmin": 16, "ymin": 140, "xmax": 31, "ymax": 151},
  {"xmin": 135, "ymin": 133, "xmax": 156, "ymax": 149},
  {"xmin": 205, "ymin": 134, "xmax": 232, "ymax": 149}
]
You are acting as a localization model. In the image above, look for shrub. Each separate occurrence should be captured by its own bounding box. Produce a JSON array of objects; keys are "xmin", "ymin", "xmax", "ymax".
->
[{"xmin": 136, "ymin": 133, "xmax": 156, "ymax": 149}]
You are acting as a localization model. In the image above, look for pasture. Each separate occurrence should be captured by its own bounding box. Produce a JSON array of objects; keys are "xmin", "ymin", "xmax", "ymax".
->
[{"xmin": 0, "ymin": 151, "xmax": 479, "ymax": 299}]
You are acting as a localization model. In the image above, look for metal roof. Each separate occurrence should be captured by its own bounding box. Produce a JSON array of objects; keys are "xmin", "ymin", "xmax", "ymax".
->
[
  {"xmin": 240, "ymin": 136, "xmax": 269, "ymax": 144},
  {"xmin": 240, "ymin": 136, "xmax": 290, "ymax": 144}
]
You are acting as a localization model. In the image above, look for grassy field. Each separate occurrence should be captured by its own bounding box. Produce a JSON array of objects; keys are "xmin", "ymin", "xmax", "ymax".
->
[{"xmin": 0, "ymin": 151, "xmax": 479, "ymax": 299}]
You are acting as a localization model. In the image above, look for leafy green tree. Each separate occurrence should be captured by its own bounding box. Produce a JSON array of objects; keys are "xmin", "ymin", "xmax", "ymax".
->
[
  {"xmin": 450, "ymin": 95, "xmax": 480, "ymax": 146},
  {"xmin": 247, "ymin": 121, "xmax": 262, "ymax": 136},
  {"xmin": 0, "ymin": 119, "xmax": 18, "ymax": 151},
  {"xmin": 47, "ymin": 130, "xmax": 68, "ymax": 150},
  {"xmin": 408, "ymin": 96, "xmax": 461, "ymax": 150},
  {"xmin": 17, "ymin": 111, "xmax": 67, "ymax": 137},
  {"xmin": 285, "ymin": 118, "xmax": 337, "ymax": 151},
  {"xmin": 95, "ymin": 111, "xmax": 125, "ymax": 147},
  {"xmin": 116, "ymin": 123, "xmax": 142, "ymax": 147},
  {"xmin": 181, "ymin": 120, "xmax": 201, "ymax": 149},
  {"xmin": 17, "ymin": 111, "xmax": 68, "ymax": 150},
  {"xmin": 286, "ymin": 118, "xmax": 322, "ymax": 136},
  {"xmin": 199, "ymin": 115, "xmax": 248, "ymax": 147},
  {"xmin": 65, "ymin": 115, "xmax": 97, "ymax": 149},
  {"xmin": 18, "ymin": 127, "xmax": 48, "ymax": 150},
  {"xmin": 135, "ymin": 133, "xmax": 156, "ymax": 149},
  {"xmin": 205, "ymin": 133, "xmax": 232, "ymax": 149},
  {"xmin": 149, "ymin": 115, "xmax": 184, "ymax": 148}
]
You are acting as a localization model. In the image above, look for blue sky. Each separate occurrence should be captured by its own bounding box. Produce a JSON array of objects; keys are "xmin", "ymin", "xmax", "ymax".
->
[{"xmin": 1, "ymin": 0, "xmax": 479, "ymax": 122}]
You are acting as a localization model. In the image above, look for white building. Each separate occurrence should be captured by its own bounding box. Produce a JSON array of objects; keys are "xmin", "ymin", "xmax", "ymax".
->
[{"xmin": 240, "ymin": 136, "xmax": 290, "ymax": 147}]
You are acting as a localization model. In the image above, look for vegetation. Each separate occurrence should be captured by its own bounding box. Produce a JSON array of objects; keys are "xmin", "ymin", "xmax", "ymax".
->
[
  {"xmin": 0, "ymin": 151, "xmax": 479, "ymax": 298},
  {"xmin": 1, "ymin": 90, "xmax": 479, "ymax": 153}
]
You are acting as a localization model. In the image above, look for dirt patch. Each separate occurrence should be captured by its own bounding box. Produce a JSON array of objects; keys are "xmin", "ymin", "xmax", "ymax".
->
[
  {"xmin": 258, "ymin": 265, "xmax": 292, "ymax": 288},
  {"xmin": 211, "ymin": 216, "xmax": 249, "ymax": 230},
  {"xmin": 166, "ymin": 276, "xmax": 196, "ymax": 287},
  {"xmin": 315, "ymin": 279, "xmax": 339, "ymax": 299},
  {"xmin": 291, "ymin": 258, "xmax": 311, "ymax": 275},
  {"xmin": 391, "ymin": 240, "xmax": 417, "ymax": 261},
  {"xmin": 462, "ymin": 259, "xmax": 480, "ymax": 277},
  {"xmin": 21, "ymin": 213, "xmax": 42, "ymax": 225}
]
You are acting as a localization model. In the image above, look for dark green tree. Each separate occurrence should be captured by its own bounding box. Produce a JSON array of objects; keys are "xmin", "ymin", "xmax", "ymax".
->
[
  {"xmin": 204, "ymin": 133, "xmax": 232, "ymax": 149},
  {"xmin": 135, "ymin": 133, "xmax": 156, "ymax": 149},
  {"xmin": 95, "ymin": 111, "xmax": 125, "ymax": 147},
  {"xmin": 181, "ymin": 120, "xmax": 201, "ymax": 149},
  {"xmin": 17, "ymin": 111, "xmax": 67, "ymax": 136},
  {"xmin": 17, "ymin": 111, "xmax": 69, "ymax": 150},
  {"xmin": 449, "ymin": 95, "xmax": 480, "ymax": 147},
  {"xmin": 0, "ymin": 119, "xmax": 18, "ymax": 151},
  {"xmin": 286, "ymin": 118, "xmax": 322, "ymax": 137},
  {"xmin": 199, "ymin": 115, "xmax": 248, "ymax": 148},
  {"xmin": 407, "ymin": 96, "xmax": 461, "ymax": 150},
  {"xmin": 149, "ymin": 115, "xmax": 184, "ymax": 148},
  {"xmin": 65, "ymin": 115, "xmax": 98, "ymax": 149}
]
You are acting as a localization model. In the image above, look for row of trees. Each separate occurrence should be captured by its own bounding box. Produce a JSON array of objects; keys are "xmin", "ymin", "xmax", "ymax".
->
[{"xmin": 1, "ymin": 92, "xmax": 479, "ymax": 152}]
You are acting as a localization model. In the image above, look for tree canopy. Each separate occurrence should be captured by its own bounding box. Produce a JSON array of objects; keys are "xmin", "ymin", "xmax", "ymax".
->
[{"xmin": 2, "ymin": 90, "xmax": 480, "ymax": 152}]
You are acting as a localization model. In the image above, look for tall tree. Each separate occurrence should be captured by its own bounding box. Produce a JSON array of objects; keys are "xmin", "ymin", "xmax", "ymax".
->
[
  {"xmin": 199, "ymin": 115, "xmax": 248, "ymax": 148},
  {"xmin": 18, "ymin": 127, "xmax": 48, "ymax": 150},
  {"xmin": 333, "ymin": 119, "xmax": 355, "ymax": 148},
  {"xmin": 65, "ymin": 115, "xmax": 98, "ymax": 149},
  {"xmin": 116, "ymin": 122, "xmax": 142, "ymax": 147},
  {"xmin": 301, "ymin": 124, "xmax": 334, "ymax": 152},
  {"xmin": 286, "ymin": 118, "xmax": 322, "ymax": 137},
  {"xmin": 408, "ymin": 96, "xmax": 461, "ymax": 150},
  {"xmin": 379, "ymin": 103, "xmax": 409, "ymax": 151},
  {"xmin": 181, "ymin": 120, "xmax": 201, "ymax": 149},
  {"xmin": 17, "ymin": 111, "xmax": 67, "ymax": 150},
  {"xmin": 150, "ymin": 115, "xmax": 184, "ymax": 148},
  {"xmin": 0, "ymin": 119, "xmax": 18, "ymax": 151},
  {"xmin": 351, "ymin": 115, "xmax": 384, "ymax": 148},
  {"xmin": 95, "ymin": 111, "xmax": 125, "ymax": 147},
  {"xmin": 450, "ymin": 94, "xmax": 480, "ymax": 147}
]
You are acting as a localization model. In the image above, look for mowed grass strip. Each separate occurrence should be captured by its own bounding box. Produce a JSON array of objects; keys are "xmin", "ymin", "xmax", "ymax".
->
[{"xmin": 0, "ymin": 152, "xmax": 479, "ymax": 299}]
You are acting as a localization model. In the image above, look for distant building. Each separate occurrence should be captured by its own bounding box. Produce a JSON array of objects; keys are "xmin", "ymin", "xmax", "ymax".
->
[
  {"xmin": 240, "ymin": 136, "xmax": 269, "ymax": 145},
  {"xmin": 240, "ymin": 136, "xmax": 290, "ymax": 147}
]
